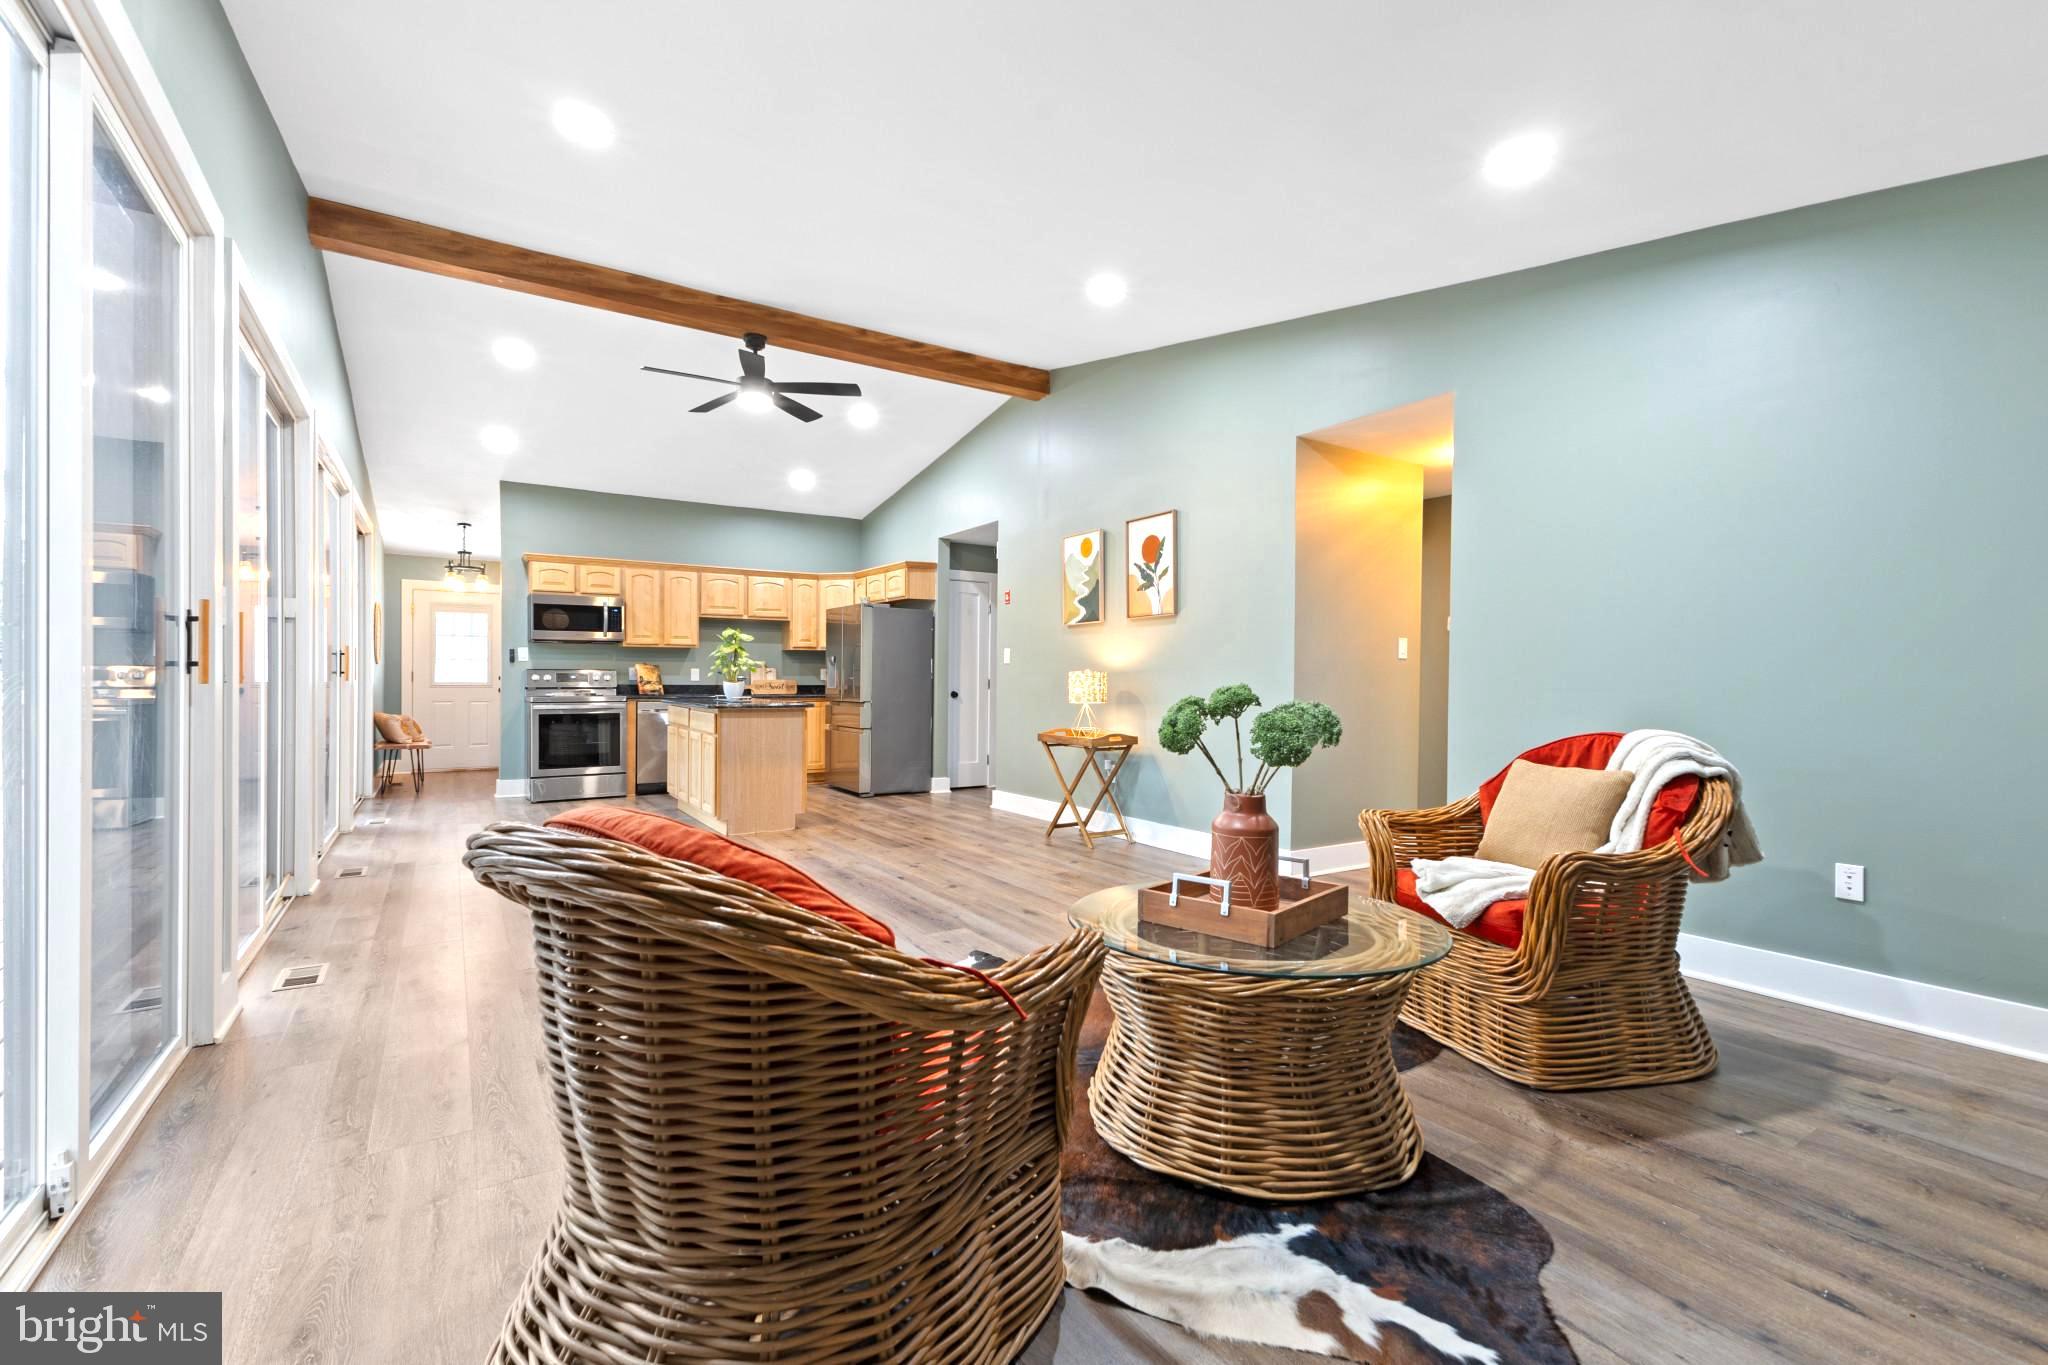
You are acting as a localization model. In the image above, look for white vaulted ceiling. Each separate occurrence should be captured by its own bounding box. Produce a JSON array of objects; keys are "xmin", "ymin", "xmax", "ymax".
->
[{"xmin": 221, "ymin": 0, "xmax": 2048, "ymax": 552}]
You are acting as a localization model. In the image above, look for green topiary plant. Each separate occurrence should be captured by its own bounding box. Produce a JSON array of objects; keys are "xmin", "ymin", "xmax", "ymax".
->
[
  {"xmin": 1157, "ymin": 686, "xmax": 1340, "ymax": 795},
  {"xmin": 707, "ymin": 627, "xmax": 761, "ymax": 682}
]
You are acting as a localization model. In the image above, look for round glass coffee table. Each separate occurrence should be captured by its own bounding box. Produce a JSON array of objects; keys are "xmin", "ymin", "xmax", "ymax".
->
[{"xmin": 1069, "ymin": 882, "xmax": 1452, "ymax": 1200}]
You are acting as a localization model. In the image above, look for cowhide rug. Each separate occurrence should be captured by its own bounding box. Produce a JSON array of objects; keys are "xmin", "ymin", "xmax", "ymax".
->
[{"xmin": 1060, "ymin": 991, "xmax": 1577, "ymax": 1363}]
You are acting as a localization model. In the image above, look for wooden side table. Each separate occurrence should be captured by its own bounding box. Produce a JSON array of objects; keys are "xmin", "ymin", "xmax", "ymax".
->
[{"xmin": 1037, "ymin": 729, "xmax": 1138, "ymax": 848}]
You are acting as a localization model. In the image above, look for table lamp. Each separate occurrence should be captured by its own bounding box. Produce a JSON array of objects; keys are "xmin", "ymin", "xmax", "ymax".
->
[{"xmin": 1067, "ymin": 668, "xmax": 1108, "ymax": 736}]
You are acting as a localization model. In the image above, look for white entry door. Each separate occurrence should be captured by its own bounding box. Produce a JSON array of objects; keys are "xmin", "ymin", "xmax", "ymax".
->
[
  {"xmin": 406, "ymin": 587, "xmax": 501, "ymax": 771},
  {"xmin": 947, "ymin": 572, "xmax": 996, "ymax": 789}
]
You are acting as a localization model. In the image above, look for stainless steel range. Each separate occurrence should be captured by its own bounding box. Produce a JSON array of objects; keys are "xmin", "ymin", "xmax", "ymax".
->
[{"xmin": 524, "ymin": 668, "xmax": 628, "ymax": 802}]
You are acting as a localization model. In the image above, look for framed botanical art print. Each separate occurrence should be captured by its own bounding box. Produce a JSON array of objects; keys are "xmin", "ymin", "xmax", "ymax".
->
[
  {"xmin": 1126, "ymin": 510, "xmax": 1177, "ymax": 619},
  {"xmin": 1062, "ymin": 528, "xmax": 1105, "ymax": 626}
]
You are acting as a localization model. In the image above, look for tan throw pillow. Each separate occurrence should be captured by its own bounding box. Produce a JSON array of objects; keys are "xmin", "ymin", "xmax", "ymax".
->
[{"xmin": 1475, "ymin": 760, "xmax": 1632, "ymax": 868}]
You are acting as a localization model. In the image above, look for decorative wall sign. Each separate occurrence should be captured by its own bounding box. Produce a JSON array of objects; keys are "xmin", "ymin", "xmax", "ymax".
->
[
  {"xmin": 1062, "ymin": 529, "xmax": 1106, "ymax": 626},
  {"xmin": 1126, "ymin": 510, "xmax": 1176, "ymax": 619}
]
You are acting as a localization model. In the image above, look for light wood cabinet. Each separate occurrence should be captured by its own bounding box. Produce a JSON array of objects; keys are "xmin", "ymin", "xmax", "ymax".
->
[
  {"xmin": 820, "ymin": 576, "xmax": 856, "ymax": 614},
  {"xmin": 803, "ymin": 700, "xmax": 827, "ymax": 777},
  {"xmin": 883, "ymin": 566, "xmax": 908, "ymax": 599},
  {"xmin": 661, "ymin": 570, "xmax": 699, "ymax": 646},
  {"xmin": 745, "ymin": 574, "xmax": 789, "ymax": 619},
  {"xmin": 700, "ymin": 572, "xmax": 747, "ymax": 617},
  {"xmin": 576, "ymin": 563, "xmax": 623, "ymax": 595},
  {"xmin": 864, "ymin": 572, "xmax": 888, "ymax": 602},
  {"xmin": 784, "ymin": 576, "xmax": 821, "ymax": 650},
  {"xmin": 528, "ymin": 559, "xmax": 578, "ymax": 593},
  {"xmin": 621, "ymin": 567, "xmax": 663, "ymax": 646}
]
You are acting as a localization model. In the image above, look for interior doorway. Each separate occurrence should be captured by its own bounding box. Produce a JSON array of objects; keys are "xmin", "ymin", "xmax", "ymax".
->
[
  {"xmin": 402, "ymin": 581, "xmax": 503, "ymax": 771},
  {"xmin": 1291, "ymin": 395, "xmax": 1453, "ymax": 848},
  {"xmin": 943, "ymin": 524, "xmax": 999, "ymax": 790}
]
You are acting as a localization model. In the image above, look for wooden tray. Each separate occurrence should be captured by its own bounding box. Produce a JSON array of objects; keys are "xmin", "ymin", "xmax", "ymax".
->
[{"xmin": 1138, "ymin": 874, "xmax": 1350, "ymax": 948}]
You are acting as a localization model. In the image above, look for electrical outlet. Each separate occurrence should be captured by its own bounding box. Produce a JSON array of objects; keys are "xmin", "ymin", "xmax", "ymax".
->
[
  {"xmin": 689, "ymin": 667, "xmax": 700, "ymax": 682},
  {"xmin": 1834, "ymin": 863, "xmax": 1865, "ymax": 903}
]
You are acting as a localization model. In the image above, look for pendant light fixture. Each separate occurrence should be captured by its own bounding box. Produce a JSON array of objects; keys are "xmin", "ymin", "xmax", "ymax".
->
[{"xmin": 443, "ymin": 520, "xmax": 487, "ymax": 589}]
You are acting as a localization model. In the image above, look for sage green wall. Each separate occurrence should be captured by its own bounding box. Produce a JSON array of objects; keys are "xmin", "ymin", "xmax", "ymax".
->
[
  {"xmin": 498, "ymin": 482, "xmax": 861, "ymax": 780},
  {"xmin": 864, "ymin": 155, "xmax": 2048, "ymax": 1009},
  {"xmin": 124, "ymin": 0, "xmax": 372, "ymax": 505},
  {"xmin": 1419, "ymin": 497, "xmax": 1453, "ymax": 807},
  {"xmin": 380, "ymin": 554, "xmax": 502, "ymax": 712}
]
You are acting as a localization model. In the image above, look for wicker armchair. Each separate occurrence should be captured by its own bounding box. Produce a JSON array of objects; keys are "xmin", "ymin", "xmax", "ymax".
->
[
  {"xmin": 464, "ymin": 821, "xmax": 1105, "ymax": 1364},
  {"xmin": 1359, "ymin": 775, "xmax": 1735, "ymax": 1091}
]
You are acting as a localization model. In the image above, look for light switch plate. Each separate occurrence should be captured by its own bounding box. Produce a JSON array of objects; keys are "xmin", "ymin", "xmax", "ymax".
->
[
  {"xmin": 1397, "ymin": 637, "xmax": 1409, "ymax": 660},
  {"xmin": 1003, "ymin": 647, "xmax": 1012, "ymax": 664},
  {"xmin": 1834, "ymin": 863, "xmax": 1865, "ymax": 902}
]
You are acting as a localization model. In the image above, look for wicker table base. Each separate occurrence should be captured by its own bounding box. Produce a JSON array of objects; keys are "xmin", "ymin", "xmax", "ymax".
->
[{"xmin": 1090, "ymin": 951, "xmax": 1425, "ymax": 1200}]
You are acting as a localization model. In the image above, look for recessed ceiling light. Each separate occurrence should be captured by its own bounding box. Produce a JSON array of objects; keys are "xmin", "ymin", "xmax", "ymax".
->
[
  {"xmin": 1481, "ymin": 130, "xmax": 1559, "ymax": 189},
  {"xmin": 135, "ymin": 384, "xmax": 171, "ymax": 405},
  {"xmin": 478, "ymin": 423, "xmax": 519, "ymax": 455},
  {"xmin": 787, "ymin": 468, "xmax": 818, "ymax": 493},
  {"xmin": 846, "ymin": 400, "xmax": 879, "ymax": 430},
  {"xmin": 551, "ymin": 97, "xmax": 615, "ymax": 151},
  {"xmin": 1084, "ymin": 271, "xmax": 1129, "ymax": 308},
  {"xmin": 91, "ymin": 266, "xmax": 128, "ymax": 293},
  {"xmin": 491, "ymin": 336, "xmax": 537, "ymax": 370}
]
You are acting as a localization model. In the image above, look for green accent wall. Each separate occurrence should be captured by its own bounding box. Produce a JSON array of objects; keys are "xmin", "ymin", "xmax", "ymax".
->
[
  {"xmin": 124, "ymin": 0, "xmax": 373, "ymax": 506},
  {"xmin": 865, "ymin": 155, "xmax": 2048, "ymax": 1009},
  {"xmin": 498, "ymin": 482, "xmax": 862, "ymax": 780},
  {"xmin": 380, "ymin": 554, "xmax": 502, "ymax": 713}
]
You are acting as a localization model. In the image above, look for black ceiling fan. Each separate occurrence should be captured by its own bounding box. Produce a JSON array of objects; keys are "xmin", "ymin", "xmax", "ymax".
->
[{"xmin": 641, "ymin": 332, "xmax": 861, "ymax": 422}]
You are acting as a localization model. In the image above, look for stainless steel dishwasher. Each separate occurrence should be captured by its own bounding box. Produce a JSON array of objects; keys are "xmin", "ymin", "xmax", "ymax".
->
[{"xmin": 635, "ymin": 699, "xmax": 669, "ymax": 793}]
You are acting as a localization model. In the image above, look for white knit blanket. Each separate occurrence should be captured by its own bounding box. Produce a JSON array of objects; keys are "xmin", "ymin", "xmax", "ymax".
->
[{"xmin": 1410, "ymin": 730, "xmax": 1760, "ymax": 929}]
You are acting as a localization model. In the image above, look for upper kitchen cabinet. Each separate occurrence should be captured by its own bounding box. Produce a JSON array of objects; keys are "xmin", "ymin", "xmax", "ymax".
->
[
  {"xmin": 700, "ymin": 571, "xmax": 747, "ymax": 617},
  {"xmin": 820, "ymin": 576, "xmax": 856, "ymax": 614},
  {"xmin": 621, "ymin": 567, "xmax": 664, "ymax": 646},
  {"xmin": 745, "ymin": 575, "xmax": 790, "ymax": 620},
  {"xmin": 577, "ymin": 563, "xmax": 624, "ymax": 595},
  {"xmin": 662, "ymin": 570, "xmax": 700, "ymax": 647},
  {"xmin": 528, "ymin": 559, "xmax": 578, "ymax": 594},
  {"xmin": 785, "ymin": 576, "xmax": 822, "ymax": 650}
]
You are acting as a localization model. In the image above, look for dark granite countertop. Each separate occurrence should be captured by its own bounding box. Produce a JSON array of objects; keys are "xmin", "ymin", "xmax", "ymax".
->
[{"xmin": 620, "ymin": 683, "xmax": 827, "ymax": 699}]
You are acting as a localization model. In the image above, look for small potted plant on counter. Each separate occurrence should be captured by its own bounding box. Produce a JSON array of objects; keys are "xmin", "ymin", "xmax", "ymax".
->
[
  {"xmin": 709, "ymin": 627, "xmax": 761, "ymax": 701},
  {"xmin": 1158, "ymin": 686, "xmax": 1342, "ymax": 909}
]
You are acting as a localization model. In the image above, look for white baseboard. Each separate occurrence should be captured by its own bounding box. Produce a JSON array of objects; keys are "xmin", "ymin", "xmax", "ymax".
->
[
  {"xmin": 494, "ymin": 779, "xmax": 526, "ymax": 799},
  {"xmin": 1284, "ymin": 838, "xmax": 1373, "ymax": 875},
  {"xmin": 990, "ymin": 788, "xmax": 1210, "ymax": 859},
  {"xmin": 1678, "ymin": 933, "xmax": 2047, "ymax": 1064},
  {"xmin": 930, "ymin": 777, "xmax": 952, "ymax": 794}
]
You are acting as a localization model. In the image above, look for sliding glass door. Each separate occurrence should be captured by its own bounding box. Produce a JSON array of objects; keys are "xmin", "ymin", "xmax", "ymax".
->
[
  {"xmin": 0, "ymin": 2, "xmax": 44, "ymax": 1258},
  {"xmin": 319, "ymin": 470, "xmax": 344, "ymax": 847},
  {"xmin": 82, "ymin": 105, "xmax": 184, "ymax": 1134},
  {"xmin": 262, "ymin": 398, "xmax": 293, "ymax": 907}
]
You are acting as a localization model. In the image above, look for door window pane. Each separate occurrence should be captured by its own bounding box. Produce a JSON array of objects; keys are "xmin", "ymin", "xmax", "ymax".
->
[
  {"xmin": 431, "ymin": 607, "xmax": 489, "ymax": 685},
  {"xmin": 1, "ymin": 17, "xmax": 40, "ymax": 1214},
  {"xmin": 87, "ymin": 113, "xmax": 180, "ymax": 1133},
  {"xmin": 262, "ymin": 409, "xmax": 291, "ymax": 903},
  {"xmin": 232, "ymin": 348, "xmax": 264, "ymax": 956}
]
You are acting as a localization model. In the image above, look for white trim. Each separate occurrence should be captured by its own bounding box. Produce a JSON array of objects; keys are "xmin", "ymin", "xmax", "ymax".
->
[
  {"xmin": 1677, "ymin": 934, "xmax": 2047, "ymax": 1064},
  {"xmin": 989, "ymin": 788, "xmax": 1211, "ymax": 860},
  {"xmin": 1281, "ymin": 838, "xmax": 1374, "ymax": 875},
  {"xmin": 495, "ymin": 779, "xmax": 527, "ymax": 800},
  {"xmin": 929, "ymin": 777, "xmax": 952, "ymax": 794}
]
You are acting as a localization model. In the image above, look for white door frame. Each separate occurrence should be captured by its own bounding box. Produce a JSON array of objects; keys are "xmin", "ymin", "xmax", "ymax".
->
[
  {"xmin": 946, "ymin": 569, "xmax": 997, "ymax": 790},
  {"xmin": 401, "ymin": 579, "xmax": 503, "ymax": 770}
]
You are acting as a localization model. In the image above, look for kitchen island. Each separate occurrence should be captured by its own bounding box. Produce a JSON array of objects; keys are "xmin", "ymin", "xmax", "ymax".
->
[{"xmin": 663, "ymin": 701, "xmax": 810, "ymax": 835}]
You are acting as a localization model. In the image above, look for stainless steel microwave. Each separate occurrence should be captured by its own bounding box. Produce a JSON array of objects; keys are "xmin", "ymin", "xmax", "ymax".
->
[{"xmin": 529, "ymin": 592, "xmax": 624, "ymax": 642}]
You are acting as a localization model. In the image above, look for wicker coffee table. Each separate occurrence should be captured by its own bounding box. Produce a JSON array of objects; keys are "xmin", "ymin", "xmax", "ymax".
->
[{"xmin": 1069, "ymin": 881, "xmax": 1452, "ymax": 1200}]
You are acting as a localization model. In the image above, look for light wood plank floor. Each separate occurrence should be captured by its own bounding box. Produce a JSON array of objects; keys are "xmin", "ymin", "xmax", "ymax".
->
[{"xmin": 35, "ymin": 772, "xmax": 2048, "ymax": 1363}]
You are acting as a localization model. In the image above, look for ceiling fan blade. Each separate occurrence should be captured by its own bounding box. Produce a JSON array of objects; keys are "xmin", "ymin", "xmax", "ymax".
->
[
  {"xmin": 772, "ymin": 393, "xmax": 823, "ymax": 422},
  {"xmin": 772, "ymin": 381, "xmax": 863, "ymax": 397},
  {"xmin": 738, "ymin": 348, "xmax": 766, "ymax": 380},
  {"xmin": 690, "ymin": 391, "xmax": 739, "ymax": 414},
  {"xmin": 643, "ymin": 365, "xmax": 738, "ymax": 385}
]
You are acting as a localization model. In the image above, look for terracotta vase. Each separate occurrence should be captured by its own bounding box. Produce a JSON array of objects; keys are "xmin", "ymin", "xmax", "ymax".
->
[{"xmin": 1209, "ymin": 791, "xmax": 1280, "ymax": 911}]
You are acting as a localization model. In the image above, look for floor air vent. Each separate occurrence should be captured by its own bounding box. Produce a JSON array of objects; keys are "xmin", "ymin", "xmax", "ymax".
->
[
  {"xmin": 118, "ymin": 985, "xmax": 165, "ymax": 1014},
  {"xmin": 336, "ymin": 866, "xmax": 369, "ymax": 878},
  {"xmin": 361, "ymin": 817, "xmax": 389, "ymax": 827},
  {"xmin": 273, "ymin": 963, "xmax": 328, "ymax": 992}
]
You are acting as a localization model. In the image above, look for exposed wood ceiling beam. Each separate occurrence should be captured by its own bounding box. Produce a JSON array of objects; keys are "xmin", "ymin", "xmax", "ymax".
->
[{"xmin": 307, "ymin": 199, "xmax": 1050, "ymax": 400}]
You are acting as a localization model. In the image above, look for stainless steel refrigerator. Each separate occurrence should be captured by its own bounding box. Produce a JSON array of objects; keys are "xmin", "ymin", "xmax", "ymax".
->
[{"xmin": 825, "ymin": 603, "xmax": 934, "ymax": 795}]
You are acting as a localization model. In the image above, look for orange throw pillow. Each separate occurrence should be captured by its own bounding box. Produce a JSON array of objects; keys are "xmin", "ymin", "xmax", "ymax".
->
[{"xmin": 544, "ymin": 806, "xmax": 895, "ymax": 947}]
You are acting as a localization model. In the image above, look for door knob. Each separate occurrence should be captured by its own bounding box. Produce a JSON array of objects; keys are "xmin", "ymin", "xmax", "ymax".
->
[{"xmin": 950, "ymin": 690, "xmax": 959, "ymax": 699}]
